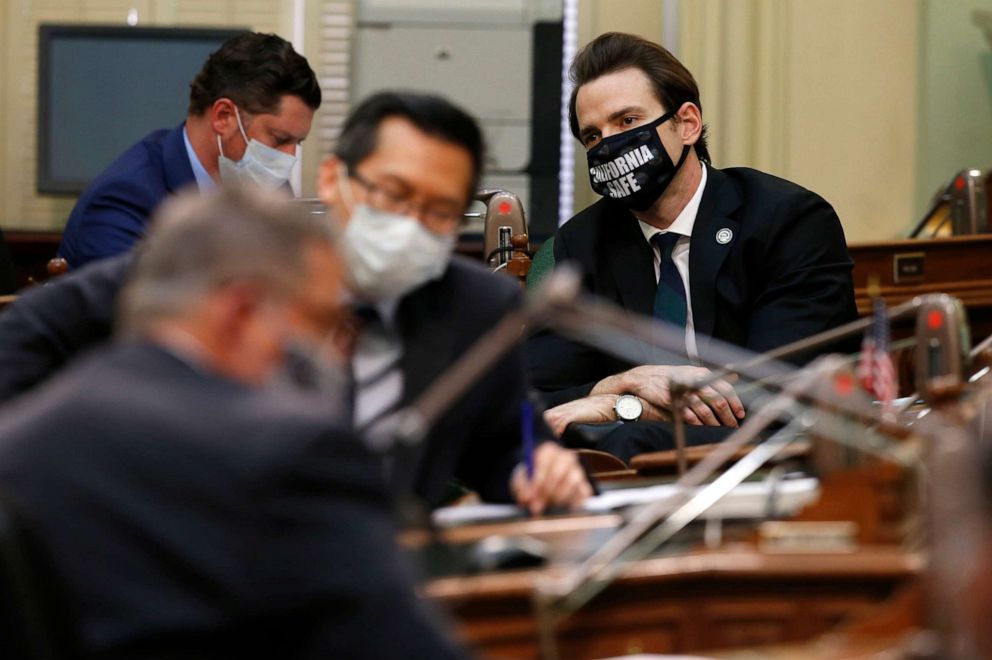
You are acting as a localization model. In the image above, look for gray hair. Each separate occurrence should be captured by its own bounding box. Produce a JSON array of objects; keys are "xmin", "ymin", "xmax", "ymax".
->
[{"xmin": 118, "ymin": 185, "xmax": 335, "ymax": 337}]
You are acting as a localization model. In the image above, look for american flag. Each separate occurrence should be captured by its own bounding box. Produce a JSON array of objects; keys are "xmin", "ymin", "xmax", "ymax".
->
[{"xmin": 858, "ymin": 297, "xmax": 897, "ymax": 418}]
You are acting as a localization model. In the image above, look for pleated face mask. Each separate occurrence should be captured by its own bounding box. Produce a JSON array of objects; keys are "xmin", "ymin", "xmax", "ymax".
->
[{"xmin": 217, "ymin": 106, "xmax": 298, "ymax": 191}]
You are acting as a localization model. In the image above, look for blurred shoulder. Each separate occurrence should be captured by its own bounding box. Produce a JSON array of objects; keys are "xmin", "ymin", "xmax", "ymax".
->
[{"xmin": 443, "ymin": 255, "xmax": 522, "ymax": 311}]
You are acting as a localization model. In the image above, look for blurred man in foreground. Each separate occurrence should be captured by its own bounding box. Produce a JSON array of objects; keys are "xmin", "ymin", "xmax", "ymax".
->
[
  {"xmin": 0, "ymin": 187, "xmax": 466, "ymax": 659},
  {"xmin": 58, "ymin": 32, "xmax": 321, "ymax": 269}
]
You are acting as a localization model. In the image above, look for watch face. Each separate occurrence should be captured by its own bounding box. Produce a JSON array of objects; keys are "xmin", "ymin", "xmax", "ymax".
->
[{"xmin": 615, "ymin": 395, "xmax": 642, "ymax": 421}]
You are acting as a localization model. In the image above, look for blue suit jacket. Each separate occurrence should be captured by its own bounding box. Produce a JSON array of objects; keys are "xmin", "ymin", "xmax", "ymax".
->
[{"xmin": 58, "ymin": 123, "xmax": 195, "ymax": 269}]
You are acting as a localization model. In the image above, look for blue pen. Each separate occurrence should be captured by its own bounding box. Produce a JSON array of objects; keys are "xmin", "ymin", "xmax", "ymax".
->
[{"xmin": 521, "ymin": 399, "xmax": 535, "ymax": 480}]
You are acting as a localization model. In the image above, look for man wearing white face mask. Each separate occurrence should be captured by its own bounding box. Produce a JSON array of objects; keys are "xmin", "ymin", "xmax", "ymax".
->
[
  {"xmin": 216, "ymin": 105, "xmax": 302, "ymax": 191},
  {"xmin": 58, "ymin": 32, "xmax": 320, "ymax": 270},
  {"xmin": 316, "ymin": 92, "xmax": 593, "ymax": 514}
]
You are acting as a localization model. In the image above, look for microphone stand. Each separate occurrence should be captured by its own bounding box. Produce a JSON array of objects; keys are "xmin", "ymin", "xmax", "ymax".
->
[
  {"xmin": 393, "ymin": 265, "xmax": 583, "ymax": 448},
  {"xmin": 531, "ymin": 352, "xmax": 920, "ymax": 660},
  {"xmin": 390, "ymin": 270, "xmax": 938, "ymax": 657},
  {"xmin": 387, "ymin": 259, "xmax": 989, "ymax": 657}
]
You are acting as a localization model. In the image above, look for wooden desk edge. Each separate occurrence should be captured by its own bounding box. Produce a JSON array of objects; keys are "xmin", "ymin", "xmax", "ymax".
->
[
  {"xmin": 423, "ymin": 546, "xmax": 924, "ymax": 601},
  {"xmin": 402, "ymin": 512, "xmax": 624, "ymax": 548}
]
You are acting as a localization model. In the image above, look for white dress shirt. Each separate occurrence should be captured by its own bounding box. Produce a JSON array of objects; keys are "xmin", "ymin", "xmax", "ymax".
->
[
  {"xmin": 182, "ymin": 125, "xmax": 215, "ymax": 191},
  {"xmin": 351, "ymin": 296, "xmax": 404, "ymax": 452}
]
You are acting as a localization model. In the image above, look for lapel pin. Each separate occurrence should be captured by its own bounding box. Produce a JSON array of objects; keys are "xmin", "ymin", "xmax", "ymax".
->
[{"xmin": 715, "ymin": 228, "xmax": 733, "ymax": 245}]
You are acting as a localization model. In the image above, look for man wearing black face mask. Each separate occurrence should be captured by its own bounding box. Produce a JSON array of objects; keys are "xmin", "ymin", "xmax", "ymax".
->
[{"xmin": 526, "ymin": 32, "xmax": 858, "ymax": 461}]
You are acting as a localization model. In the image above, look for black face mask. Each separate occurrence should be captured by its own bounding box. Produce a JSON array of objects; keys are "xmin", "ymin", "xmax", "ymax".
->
[{"xmin": 586, "ymin": 110, "xmax": 690, "ymax": 211}]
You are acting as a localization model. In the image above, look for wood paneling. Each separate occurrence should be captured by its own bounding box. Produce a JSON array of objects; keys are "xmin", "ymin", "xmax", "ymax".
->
[
  {"xmin": 427, "ymin": 547, "xmax": 921, "ymax": 658},
  {"xmin": 849, "ymin": 234, "xmax": 992, "ymax": 340}
]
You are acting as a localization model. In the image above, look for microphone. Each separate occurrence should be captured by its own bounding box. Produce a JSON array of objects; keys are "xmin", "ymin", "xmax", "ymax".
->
[
  {"xmin": 914, "ymin": 294, "xmax": 970, "ymax": 404},
  {"xmin": 478, "ymin": 189, "xmax": 528, "ymax": 269}
]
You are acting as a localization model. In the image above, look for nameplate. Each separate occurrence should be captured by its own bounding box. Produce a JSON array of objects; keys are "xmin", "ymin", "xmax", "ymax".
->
[
  {"xmin": 758, "ymin": 521, "xmax": 857, "ymax": 553},
  {"xmin": 893, "ymin": 252, "xmax": 925, "ymax": 284}
]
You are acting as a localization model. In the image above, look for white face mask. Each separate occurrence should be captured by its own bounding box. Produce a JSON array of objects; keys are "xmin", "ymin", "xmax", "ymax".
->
[
  {"xmin": 334, "ymin": 163, "xmax": 456, "ymax": 300},
  {"xmin": 217, "ymin": 106, "xmax": 298, "ymax": 190},
  {"xmin": 340, "ymin": 204, "xmax": 455, "ymax": 301}
]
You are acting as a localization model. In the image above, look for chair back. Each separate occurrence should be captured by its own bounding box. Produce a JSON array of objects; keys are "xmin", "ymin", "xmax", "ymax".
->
[{"xmin": 526, "ymin": 236, "xmax": 555, "ymax": 292}]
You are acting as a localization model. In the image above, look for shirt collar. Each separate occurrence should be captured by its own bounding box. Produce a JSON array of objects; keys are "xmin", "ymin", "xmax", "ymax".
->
[
  {"xmin": 183, "ymin": 124, "xmax": 216, "ymax": 191},
  {"xmin": 342, "ymin": 293, "xmax": 401, "ymax": 331},
  {"xmin": 638, "ymin": 163, "xmax": 708, "ymax": 243}
]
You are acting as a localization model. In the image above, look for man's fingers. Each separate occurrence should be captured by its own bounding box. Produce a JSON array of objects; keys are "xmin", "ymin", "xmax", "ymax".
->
[
  {"xmin": 685, "ymin": 393, "xmax": 721, "ymax": 426},
  {"xmin": 682, "ymin": 407, "xmax": 703, "ymax": 425},
  {"xmin": 699, "ymin": 386, "xmax": 739, "ymax": 427},
  {"xmin": 520, "ymin": 445, "xmax": 592, "ymax": 515},
  {"xmin": 532, "ymin": 446, "xmax": 572, "ymax": 504},
  {"xmin": 711, "ymin": 378, "xmax": 745, "ymax": 420},
  {"xmin": 557, "ymin": 466, "xmax": 594, "ymax": 507}
]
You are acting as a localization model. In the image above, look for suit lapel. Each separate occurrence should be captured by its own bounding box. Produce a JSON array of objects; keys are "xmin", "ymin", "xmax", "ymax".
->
[
  {"xmin": 395, "ymin": 277, "xmax": 457, "ymax": 408},
  {"xmin": 689, "ymin": 167, "xmax": 740, "ymax": 353},
  {"xmin": 605, "ymin": 207, "xmax": 657, "ymax": 316},
  {"xmin": 390, "ymin": 276, "xmax": 457, "ymax": 498}
]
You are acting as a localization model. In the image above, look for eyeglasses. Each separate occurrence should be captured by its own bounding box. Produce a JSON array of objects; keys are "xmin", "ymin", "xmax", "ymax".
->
[{"xmin": 349, "ymin": 169, "xmax": 466, "ymax": 232}]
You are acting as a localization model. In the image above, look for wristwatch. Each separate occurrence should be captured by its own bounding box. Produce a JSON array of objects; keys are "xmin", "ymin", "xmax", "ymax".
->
[{"xmin": 614, "ymin": 394, "xmax": 643, "ymax": 423}]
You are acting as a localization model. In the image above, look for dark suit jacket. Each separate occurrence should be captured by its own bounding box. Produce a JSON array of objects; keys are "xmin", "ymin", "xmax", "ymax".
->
[
  {"xmin": 391, "ymin": 256, "xmax": 525, "ymax": 506},
  {"xmin": 0, "ymin": 342, "xmax": 465, "ymax": 659},
  {"xmin": 526, "ymin": 166, "xmax": 858, "ymax": 407},
  {"xmin": 58, "ymin": 124, "xmax": 194, "ymax": 269},
  {"xmin": 0, "ymin": 253, "xmax": 525, "ymax": 508},
  {"xmin": 0, "ymin": 253, "xmax": 132, "ymax": 403}
]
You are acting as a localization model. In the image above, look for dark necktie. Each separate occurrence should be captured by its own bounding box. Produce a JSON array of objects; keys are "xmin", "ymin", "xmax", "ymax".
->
[{"xmin": 651, "ymin": 232, "xmax": 688, "ymax": 355}]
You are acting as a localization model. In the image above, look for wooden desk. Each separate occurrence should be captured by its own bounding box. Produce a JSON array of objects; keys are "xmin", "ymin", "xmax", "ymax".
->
[
  {"xmin": 849, "ymin": 234, "xmax": 992, "ymax": 338},
  {"xmin": 630, "ymin": 441, "xmax": 810, "ymax": 477},
  {"xmin": 425, "ymin": 543, "xmax": 921, "ymax": 659}
]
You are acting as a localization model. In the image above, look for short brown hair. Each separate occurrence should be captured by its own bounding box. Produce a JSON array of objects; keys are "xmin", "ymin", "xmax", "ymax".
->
[
  {"xmin": 187, "ymin": 32, "xmax": 321, "ymax": 116},
  {"xmin": 568, "ymin": 32, "xmax": 710, "ymax": 164}
]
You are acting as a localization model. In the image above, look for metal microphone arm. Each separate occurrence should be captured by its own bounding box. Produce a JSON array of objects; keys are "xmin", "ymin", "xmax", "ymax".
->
[
  {"xmin": 392, "ymin": 265, "xmax": 583, "ymax": 447},
  {"xmin": 533, "ymin": 354, "xmax": 921, "ymax": 660}
]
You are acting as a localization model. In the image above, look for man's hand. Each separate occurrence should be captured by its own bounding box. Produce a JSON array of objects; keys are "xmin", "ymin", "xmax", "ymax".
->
[
  {"xmin": 543, "ymin": 394, "xmax": 620, "ymax": 438},
  {"xmin": 591, "ymin": 365, "xmax": 745, "ymax": 427},
  {"xmin": 510, "ymin": 443, "xmax": 593, "ymax": 516}
]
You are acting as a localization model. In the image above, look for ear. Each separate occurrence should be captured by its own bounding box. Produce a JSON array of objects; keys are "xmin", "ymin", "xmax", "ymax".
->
[
  {"xmin": 215, "ymin": 283, "xmax": 263, "ymax": 339},
  {"xmin": 675, "ymin": 101, "xmax": 703, "ymax": 147},
  {"xmin": 317, "ymin": 155, "xmax": 355, "ymax": 224},
  {"xmin": 209, "ymin": 98, "xmax": 239, "ymax": 138},
  {"xmin": 316, "ymin": 155, "xmax": 341, "ymax": 207}
]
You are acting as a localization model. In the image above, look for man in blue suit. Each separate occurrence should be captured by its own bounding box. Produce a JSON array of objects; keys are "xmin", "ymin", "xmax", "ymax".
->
[{"xmin": 58, "ymin": 32, "xmax": 321, "ymax": 269}]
